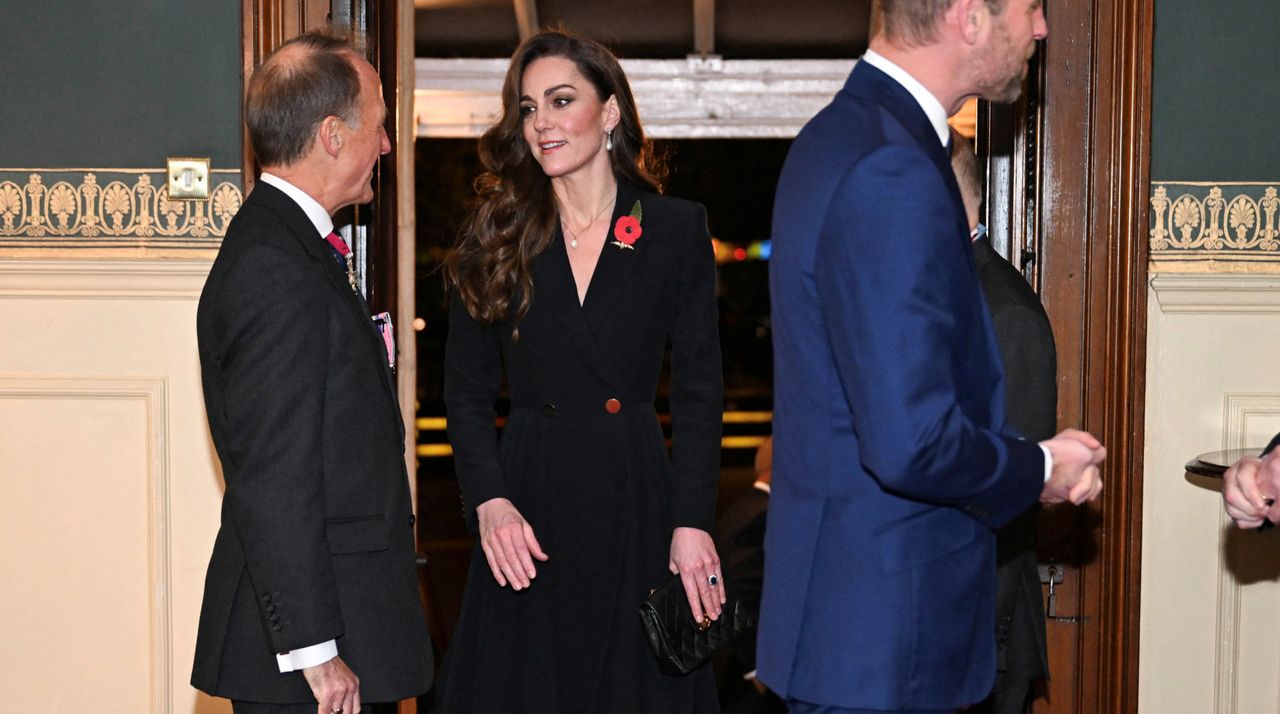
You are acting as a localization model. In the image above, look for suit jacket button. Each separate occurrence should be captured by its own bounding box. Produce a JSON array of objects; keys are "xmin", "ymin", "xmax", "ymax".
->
[
  {"xmin": 543, "ymin": 403, "xmax": 557, "ymax": 417},
  {"xmin": 409, "ymin": 513, "xmax": 416, "ymax": 527},
  {"xmin": 604, "ymin": 398, "xmax": 621, "ymax": 414},
  {"xmin": 272, "ymin": 623, "xmax": 283, "ymax": 632},
  {"xmin": 262, "ymin": 594, "xmax": 271, "ymax": 603}
]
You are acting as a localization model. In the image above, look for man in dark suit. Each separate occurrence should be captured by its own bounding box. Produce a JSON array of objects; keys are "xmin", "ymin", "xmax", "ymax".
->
[
  {"xmin": 716, "ymin": 438, "xmax": 786, "ymax": 714},
  {"xmin": 759, "ymin": 1, "xmax": 1105, "ymax": 711},
  {"xmin": 193, "ymin": 32, "xmax": 432, "ymax": 713},
  {"xmin": 951, "ymin": 132, "xmax": 1053, "ymax": 714}
]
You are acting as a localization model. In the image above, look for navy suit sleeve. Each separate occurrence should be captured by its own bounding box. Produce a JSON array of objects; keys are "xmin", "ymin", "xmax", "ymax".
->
[
  {"xmin": 443, "ymin": 295, "xmax": 510, "ymax": 533},
  {"xmin": 215, "ymin": 243, "xmax": 343, "ymax": 652},
  {"xmin": 814, "ymin": 146, "xmax": 1043, "ymax": 528},
  {"xmin": 668, "ymin": 204, "xmax": 724, "ymax": 531}
]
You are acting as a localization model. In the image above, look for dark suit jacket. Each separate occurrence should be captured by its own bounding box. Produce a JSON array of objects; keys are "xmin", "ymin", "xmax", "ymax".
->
[
  {"xmin": 716, "ymin": 485, "xmax": 769, "ymax": 668},
  {"xmin": 192, "ymin": 182, "xmax": 432, "ymax": 703},
  {"xmin": 974, "ymin": 236, "xmax": 1054, "ymax": 695},
  {"xmin": 715, "ymin": 486, "xmax": 787, "ymax": 714},
  {"xmin": 758, "ymin": 61, "xmax": 1045, "ymax": 710}
]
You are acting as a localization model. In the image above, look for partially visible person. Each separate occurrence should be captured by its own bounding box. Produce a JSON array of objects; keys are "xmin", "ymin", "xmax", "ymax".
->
[
  {"xmin": 193, "ymin": 31, "xmax": 433, "ymax": 714},
  {"xmin": 952, "ymin": 130, "xmax": 1053, "ymax": 714},
  {"xmin": 715, "ymin": 437, "xmax": 785, "ymax": 714},
  {"xmin": 759, "ymin": 0, "xmax": 1106, "ymax": 710},
  {"xmin": 1223, "ymin": 433, "xmax": 1280, "ymax": 529},
  {"xmin": 433, "ymin": 29, "xmax": 724, "ymax": 713}
]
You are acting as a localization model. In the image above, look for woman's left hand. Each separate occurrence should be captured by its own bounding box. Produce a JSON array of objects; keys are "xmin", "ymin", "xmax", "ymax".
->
[{"xmin": 669, "ymin": 527, "xmax": 726, "ymax": 624}]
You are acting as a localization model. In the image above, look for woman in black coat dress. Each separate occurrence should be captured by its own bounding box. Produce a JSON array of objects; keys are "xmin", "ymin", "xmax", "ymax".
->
[{"xmin": 433, "ymin": 30, "xmax": 725, "ymax": 713}]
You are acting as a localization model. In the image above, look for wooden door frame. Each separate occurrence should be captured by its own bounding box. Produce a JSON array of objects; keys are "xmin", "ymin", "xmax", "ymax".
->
[{"xmin": 982, "ymin": 0, "xmax": 1152, "ymax": 710}]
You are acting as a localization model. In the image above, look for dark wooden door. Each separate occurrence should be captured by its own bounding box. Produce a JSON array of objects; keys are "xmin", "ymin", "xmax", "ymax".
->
[{"xmin": 979, "ymin": 0, "xmax": 1152, "ymax": 710}]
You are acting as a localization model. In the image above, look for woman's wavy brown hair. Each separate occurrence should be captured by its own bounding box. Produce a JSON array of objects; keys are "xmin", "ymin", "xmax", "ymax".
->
[{"xmin": 445, "ymin": 30, "xmax": 667, "ymax": 327}]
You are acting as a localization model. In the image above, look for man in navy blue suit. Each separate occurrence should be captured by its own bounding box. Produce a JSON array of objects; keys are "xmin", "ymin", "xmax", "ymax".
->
[{"xmin": 759, "ymin": 1, "xmax": 1105, "ymax": 712}]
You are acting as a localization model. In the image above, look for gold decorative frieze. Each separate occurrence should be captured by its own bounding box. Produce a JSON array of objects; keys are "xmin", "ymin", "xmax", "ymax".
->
[
  {"xmin": 1150, "ymin": 182, "xmax": 1280, "ymax": 270},
  {"xmin": 0, "ymin": 169, "xmax": 242, "ymax": 253}
]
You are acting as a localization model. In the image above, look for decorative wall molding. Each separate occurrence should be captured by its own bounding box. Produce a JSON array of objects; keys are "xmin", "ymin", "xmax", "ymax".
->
[
  {"xmin": 1150, "ymin": 182, "xmax": 1280, "ymax": 269},
  {"xmin": 0, "ymin": 169, "xmax": 242, "ymax": 252},
  {"xmin": 416, "ymin": 57, "xmax": 856, "ymax": 139},
  {"xmin": 1216, "ymin": 393, "xmax": 1280, "ymax": 713},
  {"xmin": 0, "ymin": 376, "xmax": 172, "ymax": 713},
  {"xmin": 0, "ymin": 258, "xmax": 212, "ymax": 299},
  {"xmin": 1150, "ymin": 273, "xmax": 1280, "ymax": 313}
]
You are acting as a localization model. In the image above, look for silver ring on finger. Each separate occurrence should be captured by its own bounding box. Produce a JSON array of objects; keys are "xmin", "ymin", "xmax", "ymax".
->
[{"xmin": 707, "ymin": 573, "xmax": 719, "ymax": 587}]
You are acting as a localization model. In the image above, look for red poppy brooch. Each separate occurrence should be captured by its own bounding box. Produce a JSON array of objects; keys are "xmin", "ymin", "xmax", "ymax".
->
[{"xmin": 611, "ymin": 200, "xmax": 643, "ymax": 250}]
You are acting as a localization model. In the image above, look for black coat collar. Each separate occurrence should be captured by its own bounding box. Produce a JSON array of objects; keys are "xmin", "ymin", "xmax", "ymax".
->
[{"xmin": 534, "ymin": 179, "xmax": 649, "ymax": 391}]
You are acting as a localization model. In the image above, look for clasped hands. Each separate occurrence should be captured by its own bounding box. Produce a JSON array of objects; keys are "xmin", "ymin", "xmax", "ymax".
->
[
  {"xmin": 1039, "ymin": 428, "xmax": 1107, "ymax": 505},
  {"xmin": 475, "ymin": 497, "xmax": 725, "ymax": 623},
  {"xmin": 1223, "ymin": 451, "xmax": 1280, "ymax": 530}
]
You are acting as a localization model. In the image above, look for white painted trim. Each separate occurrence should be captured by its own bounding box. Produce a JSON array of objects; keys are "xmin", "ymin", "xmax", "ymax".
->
[
  {"xmin": 1151, "ymin": 273, "xmax": 1280, "ymax": 314},
  {"xmin": 0, "ymin": 259, "xmax": 211, "ymax": 300},
  {"xmin": 0, "ymin": 376, "xmax": 171, "ymax": 713},
  {"xmin": 1216, "ymin": 394, "xmax": 1280, "ymax": 713},
  {"xmin": 415, "ymin": 57, "xmax": 855, "ymax": 138}
]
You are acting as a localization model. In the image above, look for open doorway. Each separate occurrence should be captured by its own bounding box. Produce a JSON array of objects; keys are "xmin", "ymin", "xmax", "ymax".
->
[{"xmin": 404, "ymin": 1, "xmax": 1150, "ymax": 711}]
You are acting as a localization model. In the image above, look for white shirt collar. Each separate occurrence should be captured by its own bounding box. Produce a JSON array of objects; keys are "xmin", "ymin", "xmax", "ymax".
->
[
  {"xmin": 258, "ymin": 172, "xmax": 334, "ymax": 237},
  {"xmin": 861, "ymin": 49, "xmax": 951, "ymax": 148}
]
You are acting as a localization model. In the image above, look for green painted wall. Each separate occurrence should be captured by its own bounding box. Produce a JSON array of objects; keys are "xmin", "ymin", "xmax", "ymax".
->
[
  {"xmin": 1, "ymin": 1, "xmax": 242, "ymax": 171},
  {"xmin": 1151, "ymin": 0, "xmax": 1280, "ymax": 181}
]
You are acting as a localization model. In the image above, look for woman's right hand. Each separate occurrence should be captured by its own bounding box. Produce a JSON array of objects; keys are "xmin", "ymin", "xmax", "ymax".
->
[{"xmin": 475, "ymin": 497, "xmax": 549, "ymax": 589}]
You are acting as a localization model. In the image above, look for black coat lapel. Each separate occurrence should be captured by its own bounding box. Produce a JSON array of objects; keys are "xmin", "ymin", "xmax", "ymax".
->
[
  {"xmin": 535, "ymin": 226, "xmax": 620, "ymax": 391},
  {"xmin": 581, "ymin": 180, "xmax": 645, "ymax": 334}
]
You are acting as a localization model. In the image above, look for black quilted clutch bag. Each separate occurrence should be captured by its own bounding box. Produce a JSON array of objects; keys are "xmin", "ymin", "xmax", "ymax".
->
[{"xmin": 638, "ymin": 575, "xmax": 756, "ymax": 675}]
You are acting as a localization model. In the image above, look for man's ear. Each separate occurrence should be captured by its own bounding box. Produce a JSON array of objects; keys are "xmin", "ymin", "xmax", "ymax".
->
[
  {"xmin": 318, "ymin": 115, "xmax": 344, "ymax": 158},
  {"xmin": 951, "ymin": 0, "xmax": 987, "ymax": 44}
]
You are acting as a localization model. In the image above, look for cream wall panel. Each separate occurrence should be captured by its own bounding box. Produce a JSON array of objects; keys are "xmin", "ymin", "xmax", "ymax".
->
[
  {"xmin": 0, "ymin": 259, "xmax": 230, "ymax": 714},
  {"xmin": 1141, "ymin": 273, "xmax": 1280, "ymax": 713},
  {"xmin": 0, "ymin": 386, "xmax": 152, "ymax": 711}
]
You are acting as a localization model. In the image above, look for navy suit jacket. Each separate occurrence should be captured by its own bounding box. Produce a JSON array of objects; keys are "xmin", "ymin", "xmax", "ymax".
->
[{"xmin": 757, "ymin": 61, "xmax": 1045, "ymax": 710}]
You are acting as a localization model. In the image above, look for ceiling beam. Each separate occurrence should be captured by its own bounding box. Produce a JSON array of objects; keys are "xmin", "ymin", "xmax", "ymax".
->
[
  {"xmin": 693, "ymin": 0, "xmax": 714, "ymax": 56},
  {"xmin": 513, "ymin": 0, "xmax": 538, "ymax": 41}
]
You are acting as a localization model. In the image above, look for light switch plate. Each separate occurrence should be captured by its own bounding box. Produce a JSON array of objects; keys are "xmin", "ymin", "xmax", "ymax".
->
[{"xmin": 167, "ymin": 157, "xmax": 210, "ymax": 199}]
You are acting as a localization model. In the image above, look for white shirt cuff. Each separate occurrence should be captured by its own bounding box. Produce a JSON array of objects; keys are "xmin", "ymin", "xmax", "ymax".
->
[
  {"xmin": 1039, "ymin": 443, "xmax": 1052, "ymax": 483},
  {"xmin": 276, "ymin": 639, "xmax": 338, "ymax": 673}
]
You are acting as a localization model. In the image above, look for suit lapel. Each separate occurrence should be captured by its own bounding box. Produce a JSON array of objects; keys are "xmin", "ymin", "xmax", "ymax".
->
[
  {"xmin": 973, "ymin": 235, "xmax": 996, "ymax": 272},
  {"xmin": 256, "ymin": 185, "xmax": 403, "ymax": 434}
]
